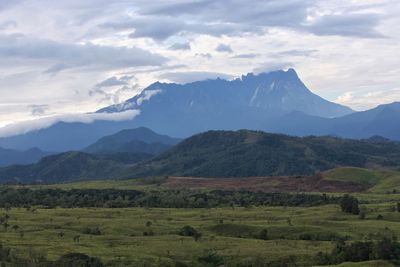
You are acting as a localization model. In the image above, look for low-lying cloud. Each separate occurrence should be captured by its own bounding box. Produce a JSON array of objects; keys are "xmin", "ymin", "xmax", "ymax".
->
[{"xmin": 0, "ymin": 110, "xmax": 140, "ymax": 138}]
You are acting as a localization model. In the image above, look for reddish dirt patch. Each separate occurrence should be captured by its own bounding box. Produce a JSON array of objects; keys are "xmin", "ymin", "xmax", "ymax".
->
[{"xmin": 163, "ymin": 175, "xmax": 366, "ymax": 193}]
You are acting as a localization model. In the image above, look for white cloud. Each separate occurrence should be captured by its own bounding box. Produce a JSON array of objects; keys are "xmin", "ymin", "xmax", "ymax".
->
[
  {"xmin": 136, "ymin": 89, "xmax": 162, "ymax": 105},
  {"xmin": 336, "ymin": 88, "xmax": 400, "ymax": 110},
  {"xmin": 0, "ymin": 110, "xmax": 140, "ymax": 138},
  {"xmin": 159, "ymin": 71, "xmax": 234, "ymax": 84},
  {"xmin": 0, "ymin": 0, "xmax": 398, "ymax": 134}
]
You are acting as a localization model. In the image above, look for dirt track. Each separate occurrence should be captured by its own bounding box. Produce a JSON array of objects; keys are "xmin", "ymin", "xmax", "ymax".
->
[{"xmin": 163, "ymin": 175, "xmax": 366, "ymax": 193}]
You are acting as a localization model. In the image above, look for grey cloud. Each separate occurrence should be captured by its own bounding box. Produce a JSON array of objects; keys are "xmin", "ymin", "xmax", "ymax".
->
[
  {"xmin": 232, "ymin": 53, "xmax": 259, "ymax": 59},
  {"xmin": 28, "ymin": 104, "xmax": 49, "ymax": 116},
  {"xmin": 159, "ymin": 71, "xmax": 234, "ymax": 84},
  {"xmin": 276, "ymin": 49, "xmax": 318, "ymax": 57},
  {"xmin": 90, "ymin": 75, "xmax": 139, "ymax": 104},
  {"xmin": 128, "ymin": 18, "xmax": 184, "ymax": 41},
  {"xmin": 0, "ymin": 34, "xmax": 167, "ymax": 71},
  {"xmin": 306, "ymin": 14, "xmax": 385, "ymax": 38},
  {"xmin": 101, "ymin": 16, "xmax": 242, "ymax": 41},
  {"xmin": 43, "ymin": 63, "xmax": 71, "ymax": 75},
  {"xmin": 140, "ymin": 0, "xmax": 215, "ymax": 16},
  {"xmin": 101, "ymin": 17, "xmax": 186, "ymax": 41},
  {"xmin": 216, "ymin": 44, "xmax": 233, "ymax": 53},
  {"xmin": 169, "ymin": 42, "xmax": 191, "ymax": 50},
  {"xmin": 0, "ymin": 0, "xmax": 24, "ymax": 11},
  {"xmin": 95, "ymin": 76, "xmax": 128, "ymax": 87},
  {"xmin": 0, "ymin": 20, "xmax": 17, "ymax": 30},
  {"xmin": 195, "ymin": 53, "xmax": 212, "ymax": 59},
  {"xmin": 141, "ymin": 0, "xmax": 311, "ymax": 28},
  {"xmin": 134, "ymin": 0, "xmax": 385, "ymax": 39}
]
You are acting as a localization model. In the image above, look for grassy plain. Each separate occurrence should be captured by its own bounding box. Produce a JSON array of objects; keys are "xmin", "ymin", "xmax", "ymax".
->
[
  {"xmin": 2, "ymin": 168, "xmax": 400, "ymax": 266},
  {"xmin": 0, "ymin": 201, "xmax": 399, "ymax": 266}
]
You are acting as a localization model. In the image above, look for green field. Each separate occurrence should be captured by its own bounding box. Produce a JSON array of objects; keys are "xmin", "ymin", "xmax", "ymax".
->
[
  {"xmin": 2, "ymin": 168, "xmax": 400, "ymax": 266},
  {"xmin": 1, "ymin": 200, "xmax": 400, "ymax": 266}
]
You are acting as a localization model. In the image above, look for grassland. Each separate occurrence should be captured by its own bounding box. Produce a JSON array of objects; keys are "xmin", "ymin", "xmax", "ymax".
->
[
  {"xmin": 2, "ymin": 167, "xmax": 400, "ymax": 266},
  {"xmin": 1, "ymin": 198, "xmax": 400, "ymax": 266}
]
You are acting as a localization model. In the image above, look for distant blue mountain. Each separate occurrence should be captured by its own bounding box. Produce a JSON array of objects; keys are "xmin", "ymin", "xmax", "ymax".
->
[
  {"xmin": 274, "ymin": 102, "xmax": 400, "ymax": 140},
  {"xmin": 0, "ymin": 147, "xmax": 52, "ymax": 167},
  {"xmin": 0, "ymin": 69, "xmax": 398, "ymax": 151},
  {"xmin": 100, "ymin": 69, "xmax": 353, "ymax": 119},
  {"xmin": 84, "ymin": 127, "xmax": 181, "ymax": 154}
]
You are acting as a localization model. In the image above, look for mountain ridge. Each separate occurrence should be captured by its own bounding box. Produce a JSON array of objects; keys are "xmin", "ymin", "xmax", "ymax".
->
[
  {"xmin": 0, "ymin": 69, "xmax": 399, "ymax": 151},
  {"xmin": 2, "ymin": 129, "xmax": 400, "ymax": 184},
  {"xmin": 99, "ymin": 69, "xmax": 353, "ymax": 118},
  {"xmin": 123, "ymin": 129, "xmax": 400, "ymax": 178}
]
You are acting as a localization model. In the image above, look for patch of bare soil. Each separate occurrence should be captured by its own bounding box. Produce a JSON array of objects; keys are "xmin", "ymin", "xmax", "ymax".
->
[{"xmin": 163, "ymin": 174, "xmax": 366, "ymax": 193}]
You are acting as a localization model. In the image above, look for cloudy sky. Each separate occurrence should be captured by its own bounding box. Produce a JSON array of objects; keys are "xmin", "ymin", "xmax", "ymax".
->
[{"xmin": 0, "ymin": 0, "xmax": 399, "ymax": 128}]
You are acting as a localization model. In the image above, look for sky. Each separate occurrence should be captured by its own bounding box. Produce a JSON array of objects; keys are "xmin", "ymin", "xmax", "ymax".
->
[{"xmin": 0, "ymin": 0, "xmax": 399, "ymax": 128}]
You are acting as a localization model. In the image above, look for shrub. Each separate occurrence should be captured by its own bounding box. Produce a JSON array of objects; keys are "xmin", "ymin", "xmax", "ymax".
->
[
  {"xmin": 82, "ymin": 227, "xmax": 102, "ymax": 235},
  {"xmin": 340, "ymin": 194, "xmax": 360, "ymax": 215},
  {"xmin": 54, "ymin": 252, "xmax": 104, "ymax": 267}
]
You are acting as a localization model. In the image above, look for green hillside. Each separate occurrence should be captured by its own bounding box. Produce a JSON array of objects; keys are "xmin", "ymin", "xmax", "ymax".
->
[
  {"xmin": 125, "ymin": 130, "xmax": 400, "ymax": 178},
  {"xmin": 321, "ymin": 167, "xmax": 400, "ymax": 194},
  {"xmin": 2, "ymin": 130, "xmax": 400, "ymax": 184},
  {"xmin": 0, "ymin": 151, "xmax": 143, "ymax": 184},
  {"xmin": 322, "ymin": 167, "xmax": 383, "ymax": 187}
]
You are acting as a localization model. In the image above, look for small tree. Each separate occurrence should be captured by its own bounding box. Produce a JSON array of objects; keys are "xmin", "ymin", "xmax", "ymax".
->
[
  {"xmin": 258, "ymin": 229, "xmax": 269, "ymax": 240},
  {"xmin": 340, "ymin": 195, "xmax": 360, "ymax": 215},
  {"xmin": 359, "ymin": 207, "xmax": 366, "ymax": 220},
  {"xmin": 178, "ymin": 225, "xmax": 202, "ymax": 241}
]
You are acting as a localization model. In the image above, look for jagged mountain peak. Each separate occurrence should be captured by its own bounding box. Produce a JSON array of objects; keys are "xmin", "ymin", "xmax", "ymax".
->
[{"xmin": 100, "ymin": 68, "xmax": 353, "ymax": 119}]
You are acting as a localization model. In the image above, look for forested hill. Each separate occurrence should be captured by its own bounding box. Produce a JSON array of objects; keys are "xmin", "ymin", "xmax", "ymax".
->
[
  {"xmin": 1, "ymin": 130, "xmax": 400, "ymax": 184},
  {"xmin": 125, "ymin": 130, "xmax": 400, "ymax": 178}
]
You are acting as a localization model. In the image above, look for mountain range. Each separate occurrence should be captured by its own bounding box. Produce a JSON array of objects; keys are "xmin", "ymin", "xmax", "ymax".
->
[
  {"xmin": 0, "ymin": 127, "xmax": 179, "ymax": 183},
  {"xmin": 0, "ymin": 69, "xmax": 399, "ymax": 152},
  {"xmin": 1, "ymin": 129, "xmax": 400, "ymax": 184},
  {"xmin": 124, "ymin": 130, "xmax": 400, "ymax": 178}
]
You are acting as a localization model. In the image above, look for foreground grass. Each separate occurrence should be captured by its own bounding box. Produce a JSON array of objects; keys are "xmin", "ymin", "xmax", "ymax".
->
[
  {"xmin": 314, "ymin": 260, "xmax": 395, "ymax": 267},
  {"xmin": 0, "ymin": 202, "xmax": 399, "ymax": 266}
]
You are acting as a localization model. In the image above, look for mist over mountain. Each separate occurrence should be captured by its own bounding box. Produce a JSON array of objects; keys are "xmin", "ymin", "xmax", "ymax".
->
[{"xmin": 0, "ymin": 69, "xmax": 399, "ymax": 152}]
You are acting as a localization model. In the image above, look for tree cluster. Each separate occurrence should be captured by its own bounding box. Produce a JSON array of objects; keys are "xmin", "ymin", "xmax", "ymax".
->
[
  {"xmin": 315, "ymin": 235, "xmax": 400, "ymax": 265},
  {"xmin": 0, "ymin": 188, "xmax": 339, "ymax": 209},
  {"xmin": 339, "ymin": 194, "xmax": 360, "ymax": 215}
]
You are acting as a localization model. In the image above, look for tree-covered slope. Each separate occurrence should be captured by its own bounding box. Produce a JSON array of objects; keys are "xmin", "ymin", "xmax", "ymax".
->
[
  {"xmin": 0, "ymin": 151, "xmax": 135, "ymax": 184},
  {"xmin": 125, "ymin": 130, "xmax": 400, "ymax": 178},
  {"xmin": 2, "ymin": 130, "xmax": 400, "ymax": 184}
]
